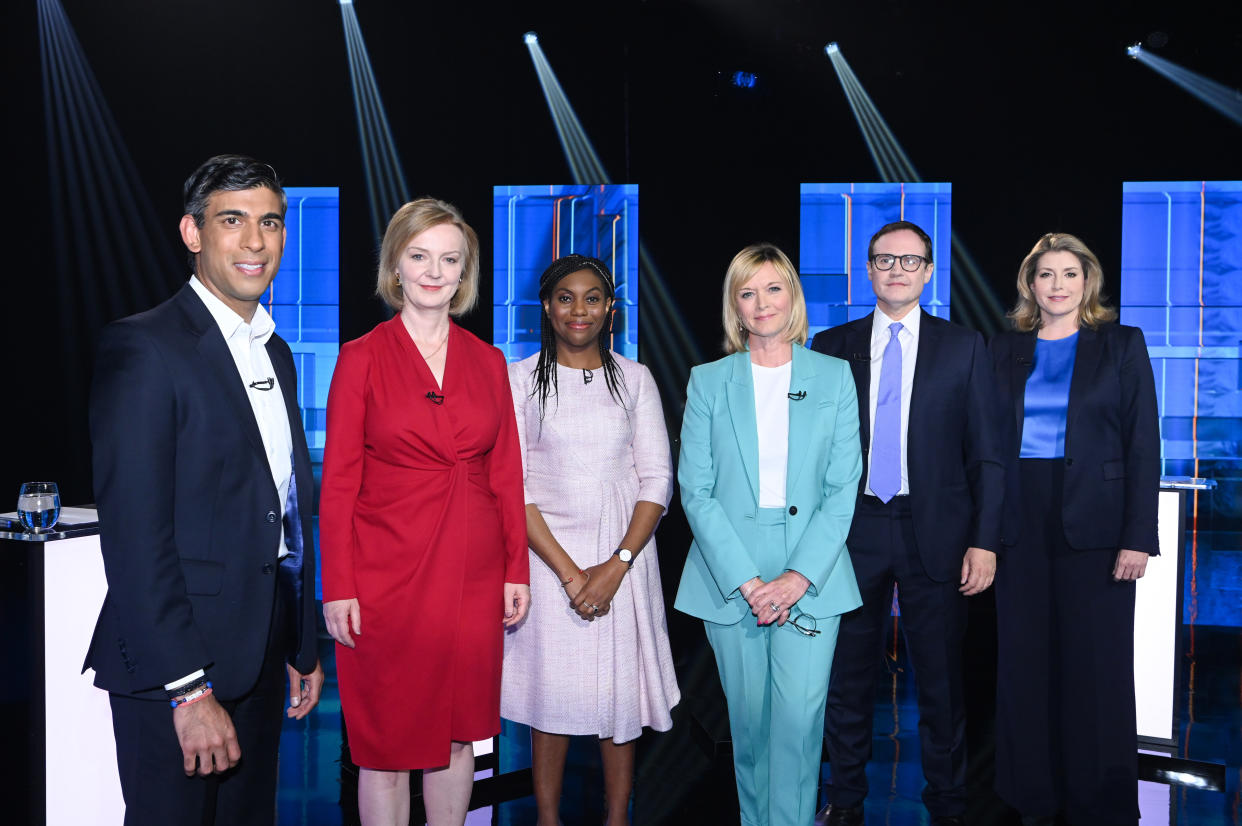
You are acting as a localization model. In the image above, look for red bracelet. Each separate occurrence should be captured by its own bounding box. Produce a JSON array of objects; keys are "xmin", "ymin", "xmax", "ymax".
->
[{"xmin": 561, "ymin": 570, "xmax": 587, "ymax": 587}]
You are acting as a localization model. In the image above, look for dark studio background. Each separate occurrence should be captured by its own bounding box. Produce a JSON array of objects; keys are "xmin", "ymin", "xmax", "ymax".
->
[{"xmin": 4, "ymin": 0, "xmax": 1240, "ymax": 822}]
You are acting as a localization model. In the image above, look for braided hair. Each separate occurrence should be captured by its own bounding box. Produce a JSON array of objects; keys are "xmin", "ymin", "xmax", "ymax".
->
[{"xmin": 530, "ymin": 254, "xmax": 628, "ymax": 422}]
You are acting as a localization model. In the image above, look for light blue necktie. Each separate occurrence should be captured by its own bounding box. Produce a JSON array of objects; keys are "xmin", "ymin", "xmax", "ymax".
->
[{"xmin": 871, "ymin": 322, "xmax": 903, "ymax": 502}]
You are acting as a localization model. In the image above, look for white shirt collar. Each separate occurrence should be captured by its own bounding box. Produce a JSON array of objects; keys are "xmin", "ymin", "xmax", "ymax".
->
[
  {"xmin": 871, "ymin": 305, "xmax": 922, "ymax": 340},
  {"xmin": 188, "ymin": 275, "xmax": 276, "ymax": 345}
]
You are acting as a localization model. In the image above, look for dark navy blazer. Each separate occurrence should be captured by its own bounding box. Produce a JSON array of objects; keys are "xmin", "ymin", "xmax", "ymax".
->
[
  {"xmin": 811, "ymin": 311, "xmax": 1005, "ymax": 582},
  {"xmin": 988, "ymin": 323, "xmax": 1160, "ymax": 555},
  {"xmin": 85, "ymin": 284, "xmax": 318, "ymax": 700}
]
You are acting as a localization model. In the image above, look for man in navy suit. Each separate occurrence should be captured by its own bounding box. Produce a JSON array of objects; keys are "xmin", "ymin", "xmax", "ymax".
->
[
  {"xmin": 810, "ymin": 221, "xmax": 1003, "ymax": 826},
  {"xmin": 86, "ymin": 155, "xmax": 323, "ymax": 825}
]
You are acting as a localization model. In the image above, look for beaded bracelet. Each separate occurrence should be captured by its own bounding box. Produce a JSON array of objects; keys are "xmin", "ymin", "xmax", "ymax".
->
[
  {"xmin": 170, "ymin": 682, "xmax": 214, "ymax": 709},
  {"xmin": 164, "ymin": 673, "xmax": 209, "ymax": 701}
]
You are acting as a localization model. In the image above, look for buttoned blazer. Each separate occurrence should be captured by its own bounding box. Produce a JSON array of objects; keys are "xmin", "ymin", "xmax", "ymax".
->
[
  {"xmin": 85, "ymin": 284, "xmax": 319, "ymax": 700},
  {"xmin": 810, "ymin": 311, "xmax": 1005, "ymax": 582},
  {"xmin": 674, "ymin": 345, "xmax": 863, "ymax": 625},
  {"xmin": 989, "ymin": 323, "xmax": 1160, "ymax": 555}
]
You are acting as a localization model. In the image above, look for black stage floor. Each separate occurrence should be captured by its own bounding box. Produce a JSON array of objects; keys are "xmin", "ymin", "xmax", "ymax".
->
[{"xmin": 276, "ymin": 614, "xmax": 1240, "ymax": 825}]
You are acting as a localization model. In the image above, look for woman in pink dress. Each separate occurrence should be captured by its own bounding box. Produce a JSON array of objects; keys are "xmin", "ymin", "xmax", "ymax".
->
[
  {"xmin": 320, "ymin": 199, "xmax": 530, "ymax": 826},
  {"xmin": 501, "ymin": 254, "xmax": 680, "ymax": 825}
]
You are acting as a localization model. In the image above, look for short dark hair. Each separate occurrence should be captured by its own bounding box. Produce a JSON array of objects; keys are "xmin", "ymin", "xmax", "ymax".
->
[
  {"xmin": 867, "ymin": 220, "xmax": 933, "ymax": 262},
  {"xmin": 183, "ymin": 154, "xmax": 287, "ymax": 228}
]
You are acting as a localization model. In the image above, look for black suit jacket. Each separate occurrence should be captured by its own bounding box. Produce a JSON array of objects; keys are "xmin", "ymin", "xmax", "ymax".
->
[
  {"xmin": 989, "ymin": 323, "xmax": 1160, "ymax": 555},
  {"xmin": 85, "ymin": 284, "xmax": 318, "ymax": 700},
  {"xmin": 810, "ymin": 311, "xmax": 1005, "ymax": 581}
]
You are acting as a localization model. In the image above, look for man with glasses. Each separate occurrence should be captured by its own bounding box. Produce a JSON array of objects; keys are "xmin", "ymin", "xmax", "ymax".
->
[{"xmin": 810, "ymin": 220, "xmax": 1004, "ymax": 825}]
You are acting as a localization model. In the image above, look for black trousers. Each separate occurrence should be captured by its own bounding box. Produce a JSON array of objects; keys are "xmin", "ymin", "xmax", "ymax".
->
[
  {"xmin": 824, "ymin": 494, "xmax": 968, "ymax": 817},
  {"xmin": 994, "ymin": 459, "xmax": 1139, "ymax": 825},
  {"xmin": 109, "ymin": 579, "xmax": 292, "ymax": 826}
]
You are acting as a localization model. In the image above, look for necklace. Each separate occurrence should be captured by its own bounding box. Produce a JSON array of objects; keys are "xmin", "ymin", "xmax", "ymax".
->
[
  {"xmin": 416, "ymin": 331, "xmax": 449, "ymax": 361},
  {"xmin": 582, "ymin": 368, "xmax": 594, "ymax": 384}
]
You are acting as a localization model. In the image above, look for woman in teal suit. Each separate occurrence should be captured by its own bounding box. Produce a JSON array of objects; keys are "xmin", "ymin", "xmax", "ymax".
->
[{"xmin": 675, "ymin": 243, "xmax": 863, "ymax": 826}]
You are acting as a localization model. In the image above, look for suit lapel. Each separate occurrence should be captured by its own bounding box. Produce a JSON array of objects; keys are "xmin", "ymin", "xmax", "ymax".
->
[
  {"xmin": 178, "ymin": 287, "xmax": 270, "ymax": 467},
  {"xmin": 1010, "ymin": 333, "xmax": 1037, "ymax": 443},
  {"xmin": 1065, "ymin": 326, "xmax": 1099, "ymax": 448},
  {"xmin": 909, "ymin": 311, "xmax": 938, "ymax": 462},
  {"xmin": 844, "ymin": 316, "xmax": 873, "ymax": 452},
  {"xmin": 785, "ymin": 345, "xmax": 817, "ymax": 493},
  {"xmin": 725, "ymin": 353, "xmax": 760, "ymax": 506}
]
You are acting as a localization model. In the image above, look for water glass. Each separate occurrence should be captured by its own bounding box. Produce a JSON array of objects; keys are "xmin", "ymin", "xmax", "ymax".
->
[{"xmin": 18, "ymin": 481, "xmax": 60, "ymax": 533}]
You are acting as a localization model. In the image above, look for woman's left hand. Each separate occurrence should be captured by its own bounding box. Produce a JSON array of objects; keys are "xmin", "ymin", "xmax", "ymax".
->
[
  {"xmin": 569, "ymin": 559, "xmax": 628, "ymax": 621},
  {"xmin": 503, "ymin": 583, "xmax": 531, "ymax": 627},
  {"xmin": 750, "ymin": 571, "xmax": 811, "ymax": 626},
  {"xmin": 1112, "ymin": 549, "xmax": 1149, "ymax": 581}
]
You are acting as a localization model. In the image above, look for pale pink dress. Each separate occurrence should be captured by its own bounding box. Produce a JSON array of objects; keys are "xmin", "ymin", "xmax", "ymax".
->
[{"xmin": 501, "ymin": 354, "xmax": 680, "ymax": 742}]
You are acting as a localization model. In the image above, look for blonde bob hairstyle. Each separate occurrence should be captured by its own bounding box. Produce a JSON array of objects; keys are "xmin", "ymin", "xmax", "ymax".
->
[
  {"xmin": 375, "ymin": 198, "xmax": 480, "ymax": 316},
  {"xmin": 721, "ymin": 243, "xmax": 809, "ymax": 354},
  {"xmin": 1008, "ymin": 232, "xmax": 1117, "ymax": 332}
]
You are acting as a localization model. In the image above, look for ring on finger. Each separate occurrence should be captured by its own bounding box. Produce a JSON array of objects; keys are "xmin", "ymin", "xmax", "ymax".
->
[{"xmin": 769, "ymin": 601, "xmax": 780, "ymax": 612}]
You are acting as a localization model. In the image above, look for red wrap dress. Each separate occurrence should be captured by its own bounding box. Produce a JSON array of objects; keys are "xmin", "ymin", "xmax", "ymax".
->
[{"xmin": 320, "ymin": 316, "xmax": 528, "ymax": 769}]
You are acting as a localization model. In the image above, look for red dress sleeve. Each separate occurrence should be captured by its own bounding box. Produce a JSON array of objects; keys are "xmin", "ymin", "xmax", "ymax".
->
[
  {"xmin": 319, "ymin": 337, "xmax": 370, "ymax": 601},
  {"xmin": 486, "ymin": 346, "xmax": 529, "ymax": 584}
]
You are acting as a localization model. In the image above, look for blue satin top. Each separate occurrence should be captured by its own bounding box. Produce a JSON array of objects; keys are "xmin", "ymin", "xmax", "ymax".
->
[{"xmin": 1020, "ymin": 332, "xmax": 1078, "ymax": 459}]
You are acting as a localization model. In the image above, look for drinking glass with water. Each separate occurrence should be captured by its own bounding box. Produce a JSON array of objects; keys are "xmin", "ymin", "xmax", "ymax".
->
[{"xmin": 18, "ymin": 481, "xmax": 60, "ymax": 532}]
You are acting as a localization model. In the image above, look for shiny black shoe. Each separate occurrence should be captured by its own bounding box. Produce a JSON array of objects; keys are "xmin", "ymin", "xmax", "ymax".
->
[{"xmin": 824, "ymin": 805, "xmax": 864, "ymax": 826}]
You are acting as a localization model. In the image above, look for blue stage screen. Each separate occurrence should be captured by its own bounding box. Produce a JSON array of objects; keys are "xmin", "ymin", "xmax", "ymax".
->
[
  {"xmin": 1120, "ymin": 180, "xmax": 1242, "ymax": 626},
  {"xmin": 267, "ymin": 186, "xmax": 340, "ymax": 459},
  {"xmin": 800, "ymin": 182, "xmax": 952, "ymax": 338},
  {"xmin": 266, "ymin": 186, "xmax": 339, "ymax": 602},
  {"xmin": 493, "ymin": 184, "xmax": 639, "ymax": 363}
]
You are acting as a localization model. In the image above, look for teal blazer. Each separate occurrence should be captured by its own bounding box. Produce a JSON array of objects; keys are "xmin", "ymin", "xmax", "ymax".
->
[{"xmin": 674, "ymin": 346, "xmax": 863, "ymax": 625}]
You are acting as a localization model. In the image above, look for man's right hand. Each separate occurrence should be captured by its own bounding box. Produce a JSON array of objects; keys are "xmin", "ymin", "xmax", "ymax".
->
[{"xmin": 172, "ymin": 693, "xmax": 240, "ymax": 776}]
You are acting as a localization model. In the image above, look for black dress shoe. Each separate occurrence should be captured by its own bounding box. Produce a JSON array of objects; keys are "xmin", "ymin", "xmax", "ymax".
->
[
  {"xmin": 824, "ymin": 805, "xmax": 863, "ymax": 826},
  {"xmin": 931, "ymin": 817, "xmax": 965, "ymax": 826}
]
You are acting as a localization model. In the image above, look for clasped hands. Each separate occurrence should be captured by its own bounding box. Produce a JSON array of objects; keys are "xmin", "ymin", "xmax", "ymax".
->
[
  {"xmin": 565, "ymin": 558, "xmax": 628, "ymax": 622},
  {"xmin": 741, "ymin": 571, "xmax": 811, "ymax": 627}
]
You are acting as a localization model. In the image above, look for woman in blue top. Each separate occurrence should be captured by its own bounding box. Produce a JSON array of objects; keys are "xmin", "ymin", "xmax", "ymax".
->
[{"xmin": 989, "ymin": 233, "xmax": 1160, "ymax": 826}]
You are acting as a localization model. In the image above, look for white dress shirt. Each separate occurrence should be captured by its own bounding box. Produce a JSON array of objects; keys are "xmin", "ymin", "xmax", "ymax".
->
[
  {"xmin": 752, "ymin": 360, "xmax": 791, "ymax": 508},
  {"xmin": 865, "ymin": 307, "xmax": 921, "ymax": 498}
]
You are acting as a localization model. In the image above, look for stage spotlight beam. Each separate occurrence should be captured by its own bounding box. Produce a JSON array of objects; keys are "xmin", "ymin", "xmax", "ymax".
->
[
  {"xmin": 522, "ymin": 35, "xmax": 703, "ymax": 394},
  {"xmin": 340, "ymin": 2, "xmax": 410, "ymax": 237},
  {"xmin": 1128, "ymin": 47, "xmax": 1242, "ymax": 127},
  {"xmin": 824, "ymin": 43, "xmax": 1006, "ymax": 333}
]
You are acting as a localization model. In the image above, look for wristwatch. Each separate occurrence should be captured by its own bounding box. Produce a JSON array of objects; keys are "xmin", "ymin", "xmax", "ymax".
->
[{"xmin": 612, "ymin": 548, "xmax": 634, "ymax": 567}]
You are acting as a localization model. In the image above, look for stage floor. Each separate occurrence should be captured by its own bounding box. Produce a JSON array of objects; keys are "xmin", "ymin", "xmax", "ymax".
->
[{"xmin": 276, "ymin": 615, "xmax": 1239, "ymax": 825}]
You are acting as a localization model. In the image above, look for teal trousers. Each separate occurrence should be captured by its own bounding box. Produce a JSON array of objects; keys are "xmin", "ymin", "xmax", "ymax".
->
[{"xmin": 703, "ymin": 508, "xmax": 841, "ymax": 826}]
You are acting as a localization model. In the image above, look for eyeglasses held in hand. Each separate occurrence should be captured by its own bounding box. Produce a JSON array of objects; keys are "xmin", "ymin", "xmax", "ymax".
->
[{"xmin": 787, "ymin": 610, "xmax": 820, "ymax": 637}]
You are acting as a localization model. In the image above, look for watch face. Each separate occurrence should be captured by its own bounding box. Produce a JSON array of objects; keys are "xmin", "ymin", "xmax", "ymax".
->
[{"xmin": 617, "ymin": 549, "xmax": 633, "ymax": 563}]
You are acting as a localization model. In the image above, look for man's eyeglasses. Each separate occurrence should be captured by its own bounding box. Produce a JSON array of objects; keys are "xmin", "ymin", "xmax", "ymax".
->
[{"xmin": 871, "ymin": 253, "xmax": 930, "ymax": 272}]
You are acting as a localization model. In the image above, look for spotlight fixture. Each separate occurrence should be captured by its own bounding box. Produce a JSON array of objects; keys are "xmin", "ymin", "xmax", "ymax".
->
[
  {"xmin": 1127, "ymin": 42, "xmax": 1142, "ymax": 58},
  {"xmin": 339, "ymin": 0, "xmax": 352, "ymax": 5},
  {"xmin": 524, "ymin": 31, "xmax": 538, "ymax": 44},
  {"xmin": 824, "ymin": 42, "xmax": 840, "ymax": 55},
  {"xmin": 731, "ymin": 71, "xmax": 758, "ymax": 89}
]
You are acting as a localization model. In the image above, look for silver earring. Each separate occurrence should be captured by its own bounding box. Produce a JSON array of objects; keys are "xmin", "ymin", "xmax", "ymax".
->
[{"xmin": 396, "ymin": 272, "xmax": 401, "ymax": 286}]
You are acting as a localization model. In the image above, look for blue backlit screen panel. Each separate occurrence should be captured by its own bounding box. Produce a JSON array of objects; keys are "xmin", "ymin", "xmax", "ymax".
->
[
  {"xmin": 1120, "ymin": 180, "xmax": 1242, "ymax": 626},
  {"xmin": 267, "ymin": 186, "xmax": 339, "ymax": 601},
  {"xmin": 268, "ymin": 186, "xmax": 340, "ymax": 458},
  {"xmin": 800, "ymin": 182, "xmax": 951, "ymax": 338},
  {"xmin": 493, "ymin": 185, "xmax": 638, "ymax": 363},
  {"xmin": 1120, "ymin": 181, "xmax": 1241, "ymax": 479}
]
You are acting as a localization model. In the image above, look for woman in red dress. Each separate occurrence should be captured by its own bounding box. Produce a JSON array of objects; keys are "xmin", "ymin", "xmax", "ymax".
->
[{"xmin": 320, "ymin": 199, "xmax": 530, "ymax": 826}]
